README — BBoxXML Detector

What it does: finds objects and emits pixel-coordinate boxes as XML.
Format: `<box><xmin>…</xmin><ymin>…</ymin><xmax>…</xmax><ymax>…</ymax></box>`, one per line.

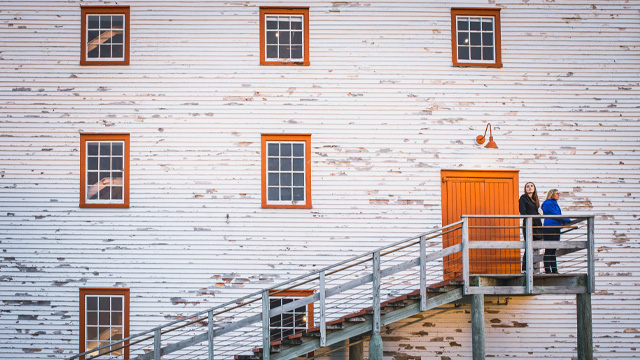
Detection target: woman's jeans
<box><xmin>543</xmin><ymin>227</ymin><xmax>561</xmax><ymax>273</ymax></box>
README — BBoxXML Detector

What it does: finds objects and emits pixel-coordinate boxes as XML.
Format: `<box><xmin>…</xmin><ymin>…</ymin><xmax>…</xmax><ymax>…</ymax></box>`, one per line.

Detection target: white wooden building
<box><xmin>0</xmin><ymin>0</ymin><xmax>639</xmax><ymax>359</ymax></box>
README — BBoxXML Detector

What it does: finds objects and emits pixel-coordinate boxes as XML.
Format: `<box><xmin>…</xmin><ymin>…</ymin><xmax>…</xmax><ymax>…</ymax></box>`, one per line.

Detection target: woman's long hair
<box><xmin>546</xmin><ymin>188</ymin><xmax>559</xmax><ymax>200</ymax></box>
<box><xmin>523</xmin><ymin>182</ymin><xmax>539</xmax><ymax>208</ymax></box>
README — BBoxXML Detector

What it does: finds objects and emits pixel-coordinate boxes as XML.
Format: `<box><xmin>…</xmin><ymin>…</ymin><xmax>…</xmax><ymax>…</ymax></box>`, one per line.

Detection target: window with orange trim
<box><xmin>269</xmin><ymin>289</ymin><xmax>314</xmax><ymax>342</ymax></box>
<box><xmin>80</xmin><ymin>133</ymin><xmax>130</xmax><ymax>208</ymax></box>
<box><xmin>79</xmin><ymin>288</ymin><xmax>130</xmax><ymax>360</ymax></box>
<box><xmin>261</xmin><ymin>134</ymin><xmax>311</xmax><ymax>209</ymax></box>
<box><xmin>81</xmin><ymin>6</ymin><xmax>130</xmax><ymax>65</ymax></box>
<box><xmin>260</xmin><ymin>7</ymin><xmax>310</xmax><ymax>65</ymax></box>
<box><xmin>451</xmin><ymin>8</ymin><xmax>502</xmax><ymax>67</ymax></box>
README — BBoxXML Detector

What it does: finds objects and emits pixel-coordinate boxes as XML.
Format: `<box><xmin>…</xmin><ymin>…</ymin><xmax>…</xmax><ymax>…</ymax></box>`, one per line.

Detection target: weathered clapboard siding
<box><xmin>1</xmin><ymin>0</ymin><xmax>639</xmax><ymax>358</ymax></box>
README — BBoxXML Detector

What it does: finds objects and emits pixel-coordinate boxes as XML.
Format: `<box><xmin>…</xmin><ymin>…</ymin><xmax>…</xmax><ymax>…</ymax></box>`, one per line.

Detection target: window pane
<box><xmin>268</xmin><ymin>173</ymin><xmax>279</xmax><ymax>186</ymax></box>
<box><xmin>293</xmin><ymin>158</ymin><xmax>304</xmax><ymax>171</ymax></box>
<box><xmin>482</xmin><ymin>32</ymin><xmax>494</xmax><ymax>46</ymax></box>
<box><xmin>458</xmin><ymin>46</ymin><xmax>469</xmax><ymax>60</ymax></box>
<box><xmin>295</xmin><ymin>314</ymin><xmax>305</xmax><ymax>327</ymax></box>
<box><xmin>112</xmin><ymin>143</ymin><xmax>123</xmax><ymax>156</ymax></box>
<box><xmin>88</xmin><ymin>47</ymin><xmax>99</xmax><ymax>58</ymax></box>
<box><xmin>281</xmin><ymin>188</ymin><xmax>292</xmax><ymax>201</ymax></box>
<box><xmin>293</xmin><ymin>188</ymin><xmax>304</xmax><ymax>201</ymax></box>
<box><xmin>111</xmin><ymin>313</ymin><xmax>122</xmax><ymax>326</ymax></box>
<box><xmin>270</xmin><ymin>299</ymin><xmax>281</xmax><ymax>309</ymax></box>
<box><xmin>268</xmin><ymin>158</ymin><xmax>279</xmax><ymax>171</ymax></box>
<box><xmin>88</xmin><ymin>31</ymin><xmax>100</xmax><ymax>44</ymax></box>
<box><xmin>99</xmin><ymin>45</ymin><xmax>111</xmax><ymax>58</ymax></box>
<box><xmin>112</xmin><ymin>15</ymin><xmax>124</xmax><ymax>29</ymax></box>
<box><xmin>457</xmin><ymin>18</ymin><xmax>468</xmax><ymax>31</ymax></box>
<box><xmin>266</xmin><ymin>17</ymin><xmax>278</xmax><ymax>29</ymax></box>
<box><xmin>291</xmin><ymin>46</ymin><xmax>302</xmax><ymax>59</ymax></box>
<box><xmin>267</xmin><ymin>45</ymin><xmax>278</xmax><ymax>59</ymax></box>
<box><xmin>292</xmin><ymin>144</ymin><xmax>304</xmax><ymax>156</ymax></box>
<box><xmin>482</xmin><ymin>19</ymin><xmax>493</xmax><ymax>31</ymax></box>
<box><xmin>266</xmin><ymin>31</ymin><xmax>277</xmax><ymax>45</ymax></box>
<box><xmin>280</xmin><ymin>173</ymin><xmax>291</xmax><ymax>186</ymax></box>
<box><xmin>88</xmin><ymin>172</ymin><xmax>98</xmax><ymax>185</ymax></box>
<box><xmin>470</xmin><ymin>32</ymin><xmax>481</xmax><ymax>45</ymax></box>
<box><xmin>469</xmin><ymin>18</ymin><xmax>481</xmax><ymax>31</ymax></box>
<box><xmin>87</xmin><ymin>186</ymin><xmax>98</xmax><ymax>199</ymax></box>
<box><xmin>87</xmin><ymin>341</ymin><xmax>98</xmax><ymax>352</ymax></box>
<box><xmin>458</xmin><ymin>32</ymin><xmax>468</xmax><ymax>46</ymax></box>
<box><xmin>293</xmin><ymin>173</ymin><xmax>304</xmax><ymax>186</ymax></box>
<box><xmin>280</xmin><ymin>158</ymin><xmax>291</xmax><ymax>171</ymax></box>
<box><xmin>100</xmin><ymin>15</ymin><xmax>111</xmax><ymax>29</ymax></box>
<box><xmin>88</xmin><ymin>15</ymin><xmax>100</xmax><ymax>29</ymax></box>
<box><xmin>291</xmin><ymin>17</ymin><xmax>302</xmax><ymax>30</ymax></box>
<box><xmin>99</xmin><ymin>187</ymin><xmax>110</xmax><ymax>200</ymax></box>
<box><xmin>87</xmin><ymin>326</ymin><xmax>98</xmax><ymax>341</ymax></box>
<box><xmin>99</xmin><ymin>312</ymin><xmax>110</xmax><ymax>325</ymax></box>
<box><xmin>99</xmin><ymin>157</ymin><xmax>111</xmax><ymax>170</ymax></box>
<box><xmin>279</xmin><ymin>45</ymin><xmax>290</xmax><ymax>58</ymax></box>
<box><xmin>470</xmin><ymin>46</ymin><xmax>482</xmax><ymax>60</ymax></box>
<box><xmin>112</xmin><ymin>297</ymin><xmax>122</xmax><ymax>311</ymax></box>
<box><xmin>111</xmin><ymin>186</ymin><xmax>123</xmax><ymax>200</ymax></box>
<box><xmin>112</xmin><ymin>157</ymin><xmax>123</xmax><ymax>171</ymax></box>
<box><xmin>87</xmin><ymin>311</ymin><xmax>98</xmax><ymax>325</ymax></box>
<box><xmin>291</xmin><ymin>31</ymin><xmax>302</xmax><ymax>45</ymax></box>
<box><xmin>99</xmin><ymin>143</ymin><xmax>111</xmax><ymax>156</ymax></box>
<box><xmin>279</xmin><ymin>18</ymin><xmax>290</xmax><ymax>30</ymax></box>
<box><xmin>280</xmin><ymin>143</ymin><xmax>291</xmax><ymax>156</ymax></box>
<box><xmin>99</xmin><ymin>296</ymin><xmax>110</xmax><ymax>310</ymax></box>
<box><xmin>268</xmin><ymin>143</ymin><xmax>279</xmax><ymax>156</ymax></box>
<box><xmin>483</xmin><ymin>47</ymin><xmax>494</xmax><ymax>61</ymax></box>
<box><xmin>282</xmin><ymin>313</ymin><xmax>293</xmax><ymax>326</ymax></box>
<box><xmin>88</xmin><ymin>157</ymin><xmax>98</xmax><ymax>170</ymax></box>
<box><xmin>112</xmin><ymin>32</ymin><xmax>124</xmax><ymax>44</ymax></box>
<box><xmin>268</xmin><ymin>187</ymin><xmax>279</xmax><ymax>201</ymax></box>
<box><xmin>88</xmin><ymin>143</ymin><xmax>99</xmax><ymax>155</ymax></box>
<box><xmin>280</xmin><ymin>31</ymin><xmax>290</xmax><ymax>45</ymax></box>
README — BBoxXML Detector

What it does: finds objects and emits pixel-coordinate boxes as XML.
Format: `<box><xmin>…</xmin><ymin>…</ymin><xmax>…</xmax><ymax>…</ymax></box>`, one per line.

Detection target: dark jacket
<box><xmin>542</xmin><ymin>199</ymin><xmax>571</xmax><ymax>227</ymax></box>
<box><xmin>519</xmin><ymin>194</ymin><xmax>543</xmax><ymax>240</ymax></box>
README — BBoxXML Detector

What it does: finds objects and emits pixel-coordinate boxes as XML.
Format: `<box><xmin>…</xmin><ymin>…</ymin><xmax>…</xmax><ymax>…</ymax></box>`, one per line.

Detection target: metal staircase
<box><xmin>70</xmin><ymin>215</ymin><xmax>595</xmax><ymax>360</ymax></box>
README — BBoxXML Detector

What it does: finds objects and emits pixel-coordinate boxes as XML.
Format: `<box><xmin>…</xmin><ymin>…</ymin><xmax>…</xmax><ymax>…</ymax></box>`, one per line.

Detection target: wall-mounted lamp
<box><xmin>475</xmin><ymin>123</ymin><xmax>498</xmax><ymax>149</ymax></box>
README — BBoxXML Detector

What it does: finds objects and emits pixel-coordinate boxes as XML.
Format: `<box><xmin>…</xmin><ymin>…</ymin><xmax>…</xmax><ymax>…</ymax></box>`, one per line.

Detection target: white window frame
<box><xmin>455</xmin><ymin>15</ymin><xmax>496</xmax><ymax>64</ymax></box>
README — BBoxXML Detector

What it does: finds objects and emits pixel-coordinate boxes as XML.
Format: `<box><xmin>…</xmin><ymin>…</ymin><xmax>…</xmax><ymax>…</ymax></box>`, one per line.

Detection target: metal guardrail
<box><xmin>70</xmin><ymin>215</ymin><xmax>594</xmax><ymax>360</ymax></box>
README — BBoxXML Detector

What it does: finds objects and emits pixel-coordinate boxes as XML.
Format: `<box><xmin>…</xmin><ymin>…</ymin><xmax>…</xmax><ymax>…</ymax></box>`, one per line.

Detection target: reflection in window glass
<box><xmin>265</xmin><ymin>14</ymin><xmax>304</xmax><ymax>61</ymax></box>
<box><xmin>266</xmin><ymin>141</ymin><xmax>305</xmax><ymax>203</ymax></box>
<box><xmin>269</xmin><ymin>297</ymin><xmax>308</xmax><ymax>342</ymax></box>
<box><xmin>86</xmin><ymin>14</ymin><xmax>125</xmax><ymax>60</ymax></box>
<box><xmin>85</xmin><ymin>294</ymin><xmax>124</xmax><ymax>357</ymax></box>
<box><xmin>456</xmin><ymin>16</ymin><xmax>495</xmax><ymax>62</ymax></box>
<box><xmin>86</xmin><ymin>141</ymin><xmax>125</xmax><ymax>202</ymax></box>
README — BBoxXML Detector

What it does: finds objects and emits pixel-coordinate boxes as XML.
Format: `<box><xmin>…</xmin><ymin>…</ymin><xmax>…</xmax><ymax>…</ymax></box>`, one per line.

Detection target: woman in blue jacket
<box><xmin>541</xmin><ymin>189</ymin><xmax>571</xmax><ymax>274</ymax></box>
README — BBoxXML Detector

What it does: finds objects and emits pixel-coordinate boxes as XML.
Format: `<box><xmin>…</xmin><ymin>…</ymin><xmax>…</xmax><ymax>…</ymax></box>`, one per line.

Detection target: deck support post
<box><xmin>471</xmin><ymin>293</ymin><xmax>485</xmax><ymax>360</ymax></box>
<box><xmin>369</xmin><ymin>251</ymin><xmax>383</xmax><ymax>360</ymax></box>
<box><xmin>348</xmin><ymin>338</ymin><xmax>364</xmax><ymax>360</ymax></box>
<box><xmin>207</xmin><ymin>311</ymin><xmax>214</xmax><ymax>360</ymax></box>
<box><xmin>577</xmin><ymin>293</ymin><xmax>593</xmax><ymax>360</ymax></box>
<box><xmin>262</xmin><ymin>290</ymin><xmax>270</xmax><ymax>360</ymax></box>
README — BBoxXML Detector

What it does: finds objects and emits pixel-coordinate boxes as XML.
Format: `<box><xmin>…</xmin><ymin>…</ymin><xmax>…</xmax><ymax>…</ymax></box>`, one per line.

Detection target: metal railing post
<box><xmin>587</xmin><ymin>216</ymin><xmax>596</xmax><ymax>293</ymax></box>
<box><xmin>262</xmin><ymin>290</ymin><xmax>270</xmax><ymax>360</ymax></box>
<box><xmin>525</xmin><ymin>217</ymin><xmax>533</xmax><ymax>294</ymax></box>
<box><xmin>319</xmin><ymin>271</ymin><xmax>326</xmax><ymax>347</ymax></box>
<box><xmin>462</xmin><ymin>218</ymin><xmax>470</xmax><ymax>294</ymax></box>
<box><xmin>154</xmin><ymin>328</ymin><xmax>161</xmax><ymax>360</ymax></box>
<box><xmin>208</xmin><ymin>310</ymin><xmax>214</xmax><ymax>360</ymax></box>
<box><xmin>419</xmin><ymin>235</ymin><xmax>427</xmax><ymax>311</ymax></box>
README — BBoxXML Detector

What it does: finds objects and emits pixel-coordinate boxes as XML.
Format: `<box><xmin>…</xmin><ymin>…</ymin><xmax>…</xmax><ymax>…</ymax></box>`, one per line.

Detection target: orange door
<box><xmin>441</xmin><ymin>170</ymin><xmax>520</xmax><ymax>279</ymax></box>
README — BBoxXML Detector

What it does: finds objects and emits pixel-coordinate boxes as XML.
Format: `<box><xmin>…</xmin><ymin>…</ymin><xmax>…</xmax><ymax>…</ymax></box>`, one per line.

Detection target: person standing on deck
<box><xmin>519</xmin><ymin>182</ymin><xmax>543</xmax><ymax>272</ymax></box>
<box><xmin>541</xmin><ymin>189</ymin><xmax>571</xmax><ymax>274</ymax></box>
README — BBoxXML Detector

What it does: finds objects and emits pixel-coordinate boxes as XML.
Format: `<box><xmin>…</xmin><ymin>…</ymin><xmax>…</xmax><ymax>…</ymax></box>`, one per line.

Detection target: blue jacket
<box><xmin>541</xmin><ymin>199</ymin><xmax>570</xmax><ymax>227</ymax></box>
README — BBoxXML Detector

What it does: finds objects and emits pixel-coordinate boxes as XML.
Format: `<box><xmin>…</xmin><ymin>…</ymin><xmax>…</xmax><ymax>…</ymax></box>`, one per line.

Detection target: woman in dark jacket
<box><xmin>541</xmin><ymin>189</ymin><xmax>571</xmax><ymax>274</ymax></box>
<box><xmin>519</xmin><ymin>182</ymin><xmax>543</xmax><ymax>272</ymax></box>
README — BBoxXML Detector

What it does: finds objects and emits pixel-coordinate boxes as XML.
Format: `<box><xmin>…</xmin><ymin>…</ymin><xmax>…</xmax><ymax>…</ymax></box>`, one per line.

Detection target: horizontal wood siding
<box><xmin>0</xmin><ymin>0</ymin><xmax>639</xmax><ymax>359</ymax></box>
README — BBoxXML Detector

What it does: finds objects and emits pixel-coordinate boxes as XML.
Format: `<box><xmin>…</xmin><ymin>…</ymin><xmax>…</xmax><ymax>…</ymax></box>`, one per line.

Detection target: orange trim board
<box><xmin>259</xmin><ymin>7</ymin><xmax>310</xmax><ymax>66</ymax></box>
<box><xmin>79</xmin><ymin>288</ymin><xmax>130</xmax><ymax>360</ymax></box>
<box><xmin>79</xmin><ymin>133</ymin><xmax>130</xmax><ymax>208</ymax></box>
<box><xmin>261</xmin><ymin>134</ymin><xmax>312</xmax><ymax>209</ymax></box>
<box><xmin>80</xmin><ymin>6</ymin><xmax>131</xmax><ymax>66</ymax></box>
<box><xmin>450</xmin><ymin>8</ymin><xmax>502</xmax><ymax>68</ymax></box>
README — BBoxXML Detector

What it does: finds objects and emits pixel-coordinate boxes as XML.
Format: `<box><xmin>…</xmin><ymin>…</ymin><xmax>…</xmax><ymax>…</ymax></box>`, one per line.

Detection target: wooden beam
<box><xmin>262</xmin><ymin>290</ymin><xmax>270</xmax><ymax>360</ymax></box>
<box><xmin>471</xmin><ymin>294</ymin><xmax>485</xmax><ymax>360</ymax></box>
<box><xmin>577</xmin><ymin>293</ymin><xmax>593</xmax><ymax>360</ymax></box>
<box><xmin>348</xmin><ymin>338</ymin><xmax>364</xmax><ymax>360</ymax></box>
